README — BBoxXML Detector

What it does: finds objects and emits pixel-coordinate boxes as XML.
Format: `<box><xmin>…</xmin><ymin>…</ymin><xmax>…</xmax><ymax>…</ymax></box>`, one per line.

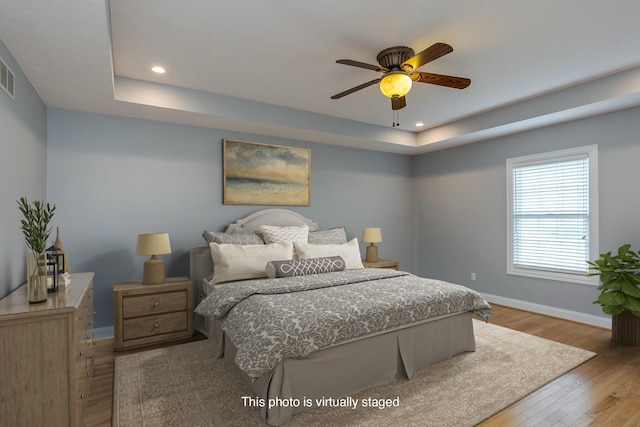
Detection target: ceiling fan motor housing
<box><xmin>377</xmin><ymin>46</ymin><xmax>415</xmax><ymax>70</ymax></box>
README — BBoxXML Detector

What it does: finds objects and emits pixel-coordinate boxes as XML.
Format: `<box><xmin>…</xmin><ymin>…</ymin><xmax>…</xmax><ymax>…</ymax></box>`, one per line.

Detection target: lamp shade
<box><xmin>379</xmin><ymin>71</ymin><xmax>412</xmax><ymax>98</ymax></box>
<box><xmin>362</xmin><ymin>227</ymin><xmax>382</xmax><ymax>243</ymax></box>
<box><xmin>136</xmin><ymin>233</ymin><xmax>171</xmax><ymax>256</ymax></box>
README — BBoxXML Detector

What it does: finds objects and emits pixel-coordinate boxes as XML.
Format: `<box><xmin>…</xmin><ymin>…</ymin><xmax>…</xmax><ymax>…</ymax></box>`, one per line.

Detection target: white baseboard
<box><xmin>482</xmin><ymin>292</ymin><xmax>611</xmax><ymax>329</ymax></box>
<box><xmin>93</xmin><ymin>326</ymin><xmax>114</xmax><ymax>340</ymax></box>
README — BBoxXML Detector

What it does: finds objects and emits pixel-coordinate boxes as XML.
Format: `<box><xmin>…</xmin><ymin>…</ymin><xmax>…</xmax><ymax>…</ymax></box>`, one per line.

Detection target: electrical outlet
<box><xmin>471</xmin><ymin>273</ymin><xmax>476</xmax><ymax>281</ymax></box>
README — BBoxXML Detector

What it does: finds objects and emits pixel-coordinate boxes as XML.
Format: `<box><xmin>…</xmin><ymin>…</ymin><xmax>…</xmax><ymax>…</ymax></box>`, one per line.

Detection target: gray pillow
<box><xmin>308</xmin><ymin>227</ymin><xmax>347</xmax><ymax>245</ymax></box>
<box><xmin>265</xmin><ymin>256</ymin><xmax>346</xmax><ymax>278</ymax></box>
<box><xmin>202</xmin><ymin>230</ymin><xmax>264</xmax><ymax>245</ymax></box>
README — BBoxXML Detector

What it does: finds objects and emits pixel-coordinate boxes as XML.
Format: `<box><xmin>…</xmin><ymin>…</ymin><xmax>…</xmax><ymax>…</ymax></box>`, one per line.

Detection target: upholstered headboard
<box><xmin>224</xmin><ymin>208</ymin><xmax>319</xmax><ymax>233</ymax></box>
<box><xmin>189</xmin><ymin>209</ymin><xmax>319</xmax><ymax>334</ymax></box>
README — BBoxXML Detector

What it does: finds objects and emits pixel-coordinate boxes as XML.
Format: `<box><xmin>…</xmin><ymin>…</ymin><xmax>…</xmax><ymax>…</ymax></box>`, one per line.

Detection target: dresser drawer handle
<box><xmin>153</xmin><ymin>302</ymin><xmax>160</xmax><ymax>307</ymax></box>
<box><xmin>154</xmin><ymin>323</ymin><xmax>160</xmax><ymax>328</ymax></box>
<box><xmin>79</xmin><ymin>351</ymin><xmax>84</xmax><ymax>356</ymax></box>
<box><xmin>79</xmin><ymin>394</ymin><xmax>85</xmax><ymax>400</ymax></box>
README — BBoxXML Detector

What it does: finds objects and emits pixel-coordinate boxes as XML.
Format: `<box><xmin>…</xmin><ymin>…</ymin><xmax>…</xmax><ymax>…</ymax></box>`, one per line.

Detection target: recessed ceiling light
<box><xmin>415</xmin><ymin>122</ymin><xmax>424</xmax><ymax>127</ymax></box>
<box><xmin>151</xmin><ymin>66</ymin><xmax>166</xmax><ymax>74</ymax></box>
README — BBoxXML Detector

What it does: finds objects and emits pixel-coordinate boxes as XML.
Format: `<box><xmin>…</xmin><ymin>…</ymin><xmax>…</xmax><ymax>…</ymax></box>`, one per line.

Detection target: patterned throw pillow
<box><xmin>202</xmin><ymin>230</ymin><xmax>264</xmax><ymax>245</ymax></box>
<box><xmin>265</xmin><ymin>256</ymin><xmax>346</xmax><ymax>278</ymax></box>
<box><xmin>308</xmin><ymin>227</ymin><xmax>348</xmax><ymax>245</ymax></box>
<box><xmin>259</xmin><ymin>225</ymin><xmax>309</xmax><ymax>244</ymax></box>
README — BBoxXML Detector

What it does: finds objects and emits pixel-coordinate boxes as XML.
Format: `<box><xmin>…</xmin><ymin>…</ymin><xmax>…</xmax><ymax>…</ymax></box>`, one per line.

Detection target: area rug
<box><xmin>113</xmin><ymin>320</ymin><xmax>595</xmax><ymax>426</ymax></box>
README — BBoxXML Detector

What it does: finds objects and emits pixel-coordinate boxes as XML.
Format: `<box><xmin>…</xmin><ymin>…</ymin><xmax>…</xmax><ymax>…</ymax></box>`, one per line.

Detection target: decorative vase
<box><xmin>27</xmin><ymin>252</ymin><xmax>48</xmax><ymax>303</ymax></box>
<box><xmin>53</xmin><ymin>226</ymin><xmax>70</xmax><ymax>273</ymax></box>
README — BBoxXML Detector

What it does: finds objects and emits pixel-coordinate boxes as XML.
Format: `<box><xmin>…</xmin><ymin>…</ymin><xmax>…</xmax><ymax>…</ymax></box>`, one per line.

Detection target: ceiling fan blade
<box><xmin>336</xmin><ymin>59</ymin><xmax>387</xmax><ymax>73</ymax></box>
<box><xmin>331</xmin><ymin>78</ymin><xmax>381</xmax><ymax>99</ymax></box>
<box><xmin>411</xmin><ymin>71</ymin><xmax>471</xmax><ymax>89</ymax></box>
<box><xmin>391</xmin><ymin>96</ymin><xmax>406</xmax><ymax>110</ymax></box>
<box><xmin>401</xmin><ymin>42</ymin><xmax>453</xmax><ymax>71</ymax></box>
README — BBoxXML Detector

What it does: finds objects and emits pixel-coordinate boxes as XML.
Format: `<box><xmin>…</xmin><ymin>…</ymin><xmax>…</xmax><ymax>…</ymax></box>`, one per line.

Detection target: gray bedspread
<box><xmin>195</xmin><ymin>269</ymin><xmax>491</xmax><ymax>379</ymax></box>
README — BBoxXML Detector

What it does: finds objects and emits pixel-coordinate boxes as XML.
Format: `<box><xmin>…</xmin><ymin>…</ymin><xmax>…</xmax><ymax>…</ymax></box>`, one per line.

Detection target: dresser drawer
<box><xmin>123</xmin><ymin>311</ymin><xmax>188</xmax><ymax>340</ymax></box>
<box><xmin>122</xmin><ymin>290</ymin><xmax>187</xmax><ymax>318</ymax></box>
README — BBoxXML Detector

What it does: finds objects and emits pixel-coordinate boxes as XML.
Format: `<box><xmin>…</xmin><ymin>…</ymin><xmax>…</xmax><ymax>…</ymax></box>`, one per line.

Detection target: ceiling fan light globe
<box><xmin>379</xmin><ymin>72</ymin><xmax>412</xmax><ymax>98</ymax></box>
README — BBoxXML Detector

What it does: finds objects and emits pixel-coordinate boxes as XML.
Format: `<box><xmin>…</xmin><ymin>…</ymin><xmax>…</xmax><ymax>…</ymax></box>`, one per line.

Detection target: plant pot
<box><xmin>27</xmin><ymin>252</ymin><xmax>48</xmax><ymax>303</ymax></box>
<box><xmin>612</xmin><ymin>311</ymin><xmax>640</xmax><ymax>346</ymax></box>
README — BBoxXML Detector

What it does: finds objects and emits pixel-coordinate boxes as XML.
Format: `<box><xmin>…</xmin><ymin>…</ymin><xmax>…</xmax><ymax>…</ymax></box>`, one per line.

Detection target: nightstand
<box><xmin>113</xmin><ymin>277</ymin><xmax>194</xmax><ymax>351</ymax></box>
<box><xmin>362</xmin><ymin>259</ymin><xmax>400</xmax><ymax>270</ymax></box>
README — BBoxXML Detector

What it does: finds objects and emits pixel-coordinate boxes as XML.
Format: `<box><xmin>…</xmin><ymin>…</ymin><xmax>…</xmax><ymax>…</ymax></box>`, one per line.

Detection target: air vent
<box><xmin>0</xmin><ymin>57</ymin><xmax>15</xmax><ymax>100</ymax></box>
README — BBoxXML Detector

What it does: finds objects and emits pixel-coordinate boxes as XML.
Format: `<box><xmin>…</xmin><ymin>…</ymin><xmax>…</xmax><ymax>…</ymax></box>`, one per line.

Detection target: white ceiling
<box><xmin>1</xmin><ymin>1</ymin><xmax>640</xmax><ymax>154</ymax></box>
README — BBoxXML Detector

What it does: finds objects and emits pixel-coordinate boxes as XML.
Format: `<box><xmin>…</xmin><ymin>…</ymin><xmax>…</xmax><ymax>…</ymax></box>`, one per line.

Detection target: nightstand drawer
<box><xmin>123</xmin><ymin>311</ymin><xmax>188</xmax><ymax>340</ymax></box>
<box><xmin>122</xmin><ymin>290</ymin><xmax>187</xmax><ymax>318</ymax></box>
<box><xmin>362</xmin><ymin>259</ymin><xmax>399</xmax><ymax>270</ymax></box>
<box><xmin>114</xmin><ymin>277</ymin><xmax>194</xmax><ymax>351</ymax></box>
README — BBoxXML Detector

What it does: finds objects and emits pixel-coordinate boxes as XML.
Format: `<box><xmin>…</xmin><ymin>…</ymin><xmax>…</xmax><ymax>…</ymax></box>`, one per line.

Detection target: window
<box><xmin>507</xmin><ymin>145</ymin><xmax>598</xmax><ymax>285</ymax></box>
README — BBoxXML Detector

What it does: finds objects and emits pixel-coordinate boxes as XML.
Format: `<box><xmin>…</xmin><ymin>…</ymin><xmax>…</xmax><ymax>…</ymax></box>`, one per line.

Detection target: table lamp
<box><xmin>362</xmin><ymin>227</ymin><xmax>382</xmax><ymax>263</ymax></box>
<box><xmin>136</xmin><ymin>232</ymin><xmax>171</xmax><ymax>285</ymax></box>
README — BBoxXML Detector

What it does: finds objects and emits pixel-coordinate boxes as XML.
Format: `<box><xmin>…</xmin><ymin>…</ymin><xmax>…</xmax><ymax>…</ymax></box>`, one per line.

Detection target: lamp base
<box><xmin>365</xmin><ymin>243</ymin><xmax>379</xmax><ymax>263</ymax></box>
<box><xmin>142</xmin><ymin>255</ymin><xmax>165</xmax><ymax>285</ymax></box>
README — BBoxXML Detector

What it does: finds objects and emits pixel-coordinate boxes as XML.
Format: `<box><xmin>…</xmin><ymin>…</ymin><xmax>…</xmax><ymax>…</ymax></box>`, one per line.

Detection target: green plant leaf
<box><xmin>620</xmin><ymin>280</ymin><xmax>640</xmax><ymax>298</ymax></box>
<box><xmin>17</xmin><ymin>197</ymin><xmax>56</xmax><ymax>253</ymax></box>
<box><xmin>602</xmin><ymin>305</ymin><xmax>625</xmax><ymax>315</ymax></box>
<box><xmin>597</xmin><ymin>291</ymin><xmax>626</xmax><ymax>306</ymax></box>
<box><xmin>623</xmin><ymin>297</ymin><xmax>640</xmax><ymax>313</ymax></box>
<box><xmin>618</xmin><ymin>244</ymin><xmax>632</xmax><ymax>257</ymax></box>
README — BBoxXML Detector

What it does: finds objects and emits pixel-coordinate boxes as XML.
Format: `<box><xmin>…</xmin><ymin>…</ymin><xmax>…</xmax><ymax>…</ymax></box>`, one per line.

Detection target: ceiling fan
<box><xmin>331</xmin><ymin>43</ymin><xmax>471</xmax><ymax>111</ymax></box>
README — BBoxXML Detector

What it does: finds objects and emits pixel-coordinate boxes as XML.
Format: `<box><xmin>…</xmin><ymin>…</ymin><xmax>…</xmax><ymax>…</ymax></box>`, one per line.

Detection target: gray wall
<box><xmin>0</xmin><ymin>40</ymin><xmax>47</xmax><ymax>298</ymax></box>
<box><xmin>46</xmin><ymin>108</ymin><xmax>415</xmax><ymax>329</ymax></box>
<box><xmin>413</xmin><ymin>106</ymin><xmax>640</xmax><ymax>318</ymax></box>
<box><xmin>6</xmin><ymin>29</ymin><xmax>640</xmax><ymax>329</ymax></box>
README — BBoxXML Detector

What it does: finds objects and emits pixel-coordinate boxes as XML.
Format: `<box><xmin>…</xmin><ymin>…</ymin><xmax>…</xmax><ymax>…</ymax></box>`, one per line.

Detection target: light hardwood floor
<box><xmin>85</xmin><ymin>305</ymin><xmax>640</xmax><ymax>426</ymax></box>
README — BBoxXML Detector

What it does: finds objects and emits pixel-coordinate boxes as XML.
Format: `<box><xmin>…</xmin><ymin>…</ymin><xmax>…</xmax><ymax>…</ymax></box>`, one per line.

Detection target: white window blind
<box><xmin>507</xmin><ymin>145</ymin><xmax>598</xmax><ymax>285</ymax></box>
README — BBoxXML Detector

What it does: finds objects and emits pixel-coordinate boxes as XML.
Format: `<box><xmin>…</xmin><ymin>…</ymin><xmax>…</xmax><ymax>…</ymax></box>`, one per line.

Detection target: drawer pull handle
<box><xmin>154</xmin><ymin>323</ymin><xmax>160</xmax><ymax>328</ymax></box>
<box><xmin>79</xmin><ymin>394</ymin><xmax>84</xmax><ymax>400</ymax></box>
<box><xmin>153</xmin><ymin>302</ymin><xmax>160</xmax><ymax>307</ymax></box>
<box><xmin>79</xmin><ymin>351</ymin><xmax>84</xmax><ymax>356</ymax></box>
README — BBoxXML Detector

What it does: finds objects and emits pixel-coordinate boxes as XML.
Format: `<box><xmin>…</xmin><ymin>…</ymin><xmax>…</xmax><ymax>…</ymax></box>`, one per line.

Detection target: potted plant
<box><xmin>588</xmin><ymin>243</ymin><xmax>640</xmax><ymax>345</ymax></box>
<box><xmin>17</xmin><ymin>197</ymin><xmax>56</xmax><ymax>303</ymax></box>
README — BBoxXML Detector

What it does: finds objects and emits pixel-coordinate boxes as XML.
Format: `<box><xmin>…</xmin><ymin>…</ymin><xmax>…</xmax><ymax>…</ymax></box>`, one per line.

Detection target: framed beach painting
<box><xmin>223</xmin><ymin>139</ymin><xmax>311</xmax><ymax>206</ymax></box>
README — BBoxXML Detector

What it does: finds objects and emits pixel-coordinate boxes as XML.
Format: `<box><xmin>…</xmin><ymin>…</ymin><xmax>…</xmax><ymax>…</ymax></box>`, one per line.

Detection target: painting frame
<box><xmin>223</xmin><ymin>139</ymin><xmax>311</xmax><ymax>206</ymax></box>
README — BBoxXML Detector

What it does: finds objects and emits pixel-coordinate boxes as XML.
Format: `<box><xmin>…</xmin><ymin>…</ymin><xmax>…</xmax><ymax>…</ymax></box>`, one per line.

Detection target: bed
<box><xmin>190</xmin><ymin>209</ymin><xmax>491</xmax><ymax>426</ymax></box>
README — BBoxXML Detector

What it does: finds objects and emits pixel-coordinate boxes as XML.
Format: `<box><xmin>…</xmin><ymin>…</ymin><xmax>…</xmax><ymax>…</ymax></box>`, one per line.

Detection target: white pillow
<box><xmin>260</xmin><ymin>224</ymin><xmax>309</xmax><ymax>244</ymax></box>
<box><xmin>294</xmin><ymin>238</ymin><xmax>365</xmax><ymax>270</ymax></box>
<box><xmin>209</xmin><ymin>241</ymin><xmax>294</xmax><ymax>285</ymax></box>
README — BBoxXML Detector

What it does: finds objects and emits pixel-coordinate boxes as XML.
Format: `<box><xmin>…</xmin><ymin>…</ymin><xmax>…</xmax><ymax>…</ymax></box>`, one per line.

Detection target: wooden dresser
<box><xmin>113</xmin><ymin>277</ymin><xmax>194</xmax><ymax>351</ymax></box>
<box><xmin>0</xmin><ymin>272</ymin><xmax>95</xmax><ymax>427</ymax></box>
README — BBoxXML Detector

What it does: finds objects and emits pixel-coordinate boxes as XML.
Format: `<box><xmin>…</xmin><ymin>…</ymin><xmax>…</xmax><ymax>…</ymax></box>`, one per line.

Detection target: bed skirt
<box><xmin>208</xmin><ymin>312</ymin><xmax>475</xmax><ymax>426</ymax></box>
